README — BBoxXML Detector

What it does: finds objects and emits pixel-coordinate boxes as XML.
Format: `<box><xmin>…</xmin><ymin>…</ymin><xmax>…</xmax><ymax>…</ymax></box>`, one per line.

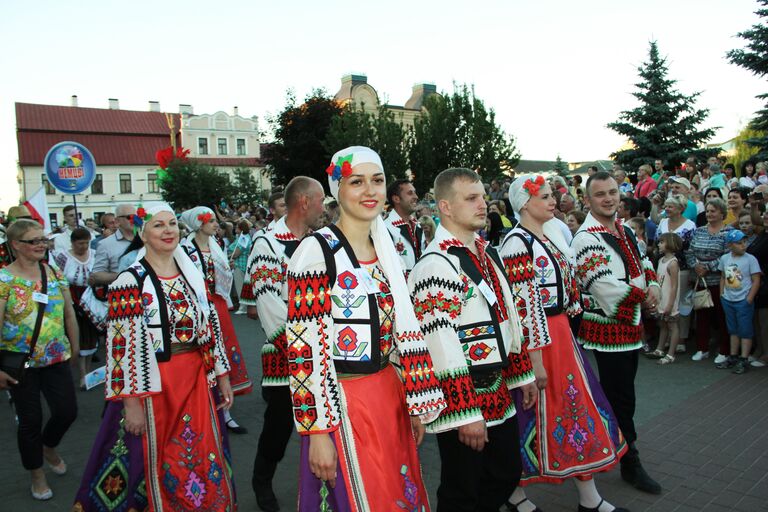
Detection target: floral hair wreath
<box><xmin>325</xmin><ymin>154</ymin><xmax>354</xmax><ymax>182</ymax></box>
<box><xmin>132</xmin><ymin>205</ymin><xmax>152</xmax><ymax>234</ymax></box>
<box><xmin>523</xmin><ymin>175</ymin><xmax>546</xmax><ymax>197</ymax></box>
<box><xmin>197</xmin><ymin>212</ymin><xmax>214</xmax><ymax>224</ymax></box>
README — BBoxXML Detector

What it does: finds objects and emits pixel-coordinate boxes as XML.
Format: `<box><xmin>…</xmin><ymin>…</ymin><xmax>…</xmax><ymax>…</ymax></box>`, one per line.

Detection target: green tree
<box><xmin>608</xmin><ymin>41</ymin><xmax>718</xmax><ymax>171</ymax></box>
<box><xmin>409</xmin><ymin>84</ymin><xmax>520</xmax><ymax>193</ymax></box>
<box><xmin>731</xmin><ymin>125</ymin><xmax>766</xmax><ymax>172</ymax></box>
<box><xmin>324</xmin><ymin>103</ymin><xmax>409</xmax><ymax>181</ymax></box>
<box><xmin>726</xmin><ymin>0</ymin><xmax>768</xmax><ymax>160</ymax></box>
<box><xmin>263</xmin><ymin>89</ymin><xmax>344</xmax><ymax>192</ymax></box>
<box><xmin>553</xmin><ymin>155</ymin><xmax>568</xmax><ymax>176</ymax></box>
<box><xmin>158</xmin><ymin>158</ymin><xmax>233</xmax><ymax>210</ymax></box>
<box><xmin>231</xmin><ymin>167</ymin><xmax>264</xmax><ymax>207</ymax></box>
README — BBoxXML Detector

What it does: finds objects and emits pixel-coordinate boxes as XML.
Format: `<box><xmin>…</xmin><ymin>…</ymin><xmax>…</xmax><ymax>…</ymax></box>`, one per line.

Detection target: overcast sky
<box><xmin>1</xmin><ymin>0</ymin><xmax>764</xmax><ymax>210</ymax></box>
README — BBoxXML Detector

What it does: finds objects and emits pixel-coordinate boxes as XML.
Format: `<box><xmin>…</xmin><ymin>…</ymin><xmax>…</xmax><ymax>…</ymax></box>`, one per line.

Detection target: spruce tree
<box><xmin>726</xmin><ymin>0</ymin><xmax>768</xmax><ymax>160</ymax></box>
<box><xmin>553</xmin><ymin>155</ymin><xmax>568</xmax><ymax>176</ymax></box>
<box><xmin>608</xmin><ymin>41</ymin><xmax>718</xmax><ymax>171</ymax></box>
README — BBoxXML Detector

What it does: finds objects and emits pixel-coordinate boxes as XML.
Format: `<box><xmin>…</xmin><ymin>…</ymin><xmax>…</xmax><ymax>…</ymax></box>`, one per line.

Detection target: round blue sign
<box><xmin>43</xmin><ymin>141</ymin><xmax>97</xmax><ymax>195</ymax></box>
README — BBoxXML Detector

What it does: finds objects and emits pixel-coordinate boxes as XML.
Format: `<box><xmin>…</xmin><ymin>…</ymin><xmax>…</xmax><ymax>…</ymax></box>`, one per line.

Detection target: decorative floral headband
<box><xmin>325</xmin><ymin>154</ymin><xmax>354</xmax><ymax>182</ymax></box>
<box><xmin>197</xmin><ymin>211</ymin><xmax>214</xmax><ymax>224</ymax></box>
<box><xmin>132</xmin><ymin>205</ymin><xmax>152</xmax><ymax>234</ymax></box>
<box><xmin>522</xmin><ymin>175</ymin><xmax>546</xmax><ymax>196</ymax></box>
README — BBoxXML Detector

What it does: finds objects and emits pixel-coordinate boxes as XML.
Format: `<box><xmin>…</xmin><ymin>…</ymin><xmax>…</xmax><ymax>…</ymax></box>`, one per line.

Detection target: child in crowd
<box><xmin>646</xmin><ymin>233</ymin><xmax>682</xmax><ymax>364</ymax></box>
<box><xmin>717</xmin><ymin>230</ymin><xmax>762</xmax><ymax>374</ymax></box>
<box><xmin>627</xmin><ymin>216</ymin><xmax>648</xmax><ymax>256</ymax></box>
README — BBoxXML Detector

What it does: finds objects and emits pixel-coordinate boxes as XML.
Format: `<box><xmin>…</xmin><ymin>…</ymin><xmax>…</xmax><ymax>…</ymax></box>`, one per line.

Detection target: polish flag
<box><xmin>23</xmin><ymin>187</ymin><xmax>52</xmax><ymax>234</ymax></box>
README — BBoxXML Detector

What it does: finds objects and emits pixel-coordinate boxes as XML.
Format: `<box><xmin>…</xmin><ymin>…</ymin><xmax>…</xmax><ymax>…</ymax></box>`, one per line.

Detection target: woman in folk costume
<box><xmin>499</xmin><ymin>176</ymin><xmax>628</xmax><ymax>512</ymax></box>
<box><xmin>52</xmin><ymin>227</ymin><xmax>100</xmax><ymax>389</ymax></box>
<box><xmin>72</xmin><ymin>203</ymin><xmax>236</xmax><ymax>511</ymax></box>
<box><xmin>180</xmin><ymin>206</ymin><xmax>252</xmax><ymax>434</ymax></box>
<box><xmin>286</xmin><ymin>146</ymin><xmax>446</xmax><ymax>511</ymax></box>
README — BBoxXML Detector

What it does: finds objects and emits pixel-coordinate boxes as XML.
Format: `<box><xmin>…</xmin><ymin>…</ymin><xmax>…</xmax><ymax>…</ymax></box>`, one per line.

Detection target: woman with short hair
<box><xmin>686</xmin><ymin>198</ymin><xmax>733</xmax><ymax>363</ymax></box>
<box><xmin>1</xmin><ymin>219</ymin><xmax>79</xmax><ymax>500</ymax></box>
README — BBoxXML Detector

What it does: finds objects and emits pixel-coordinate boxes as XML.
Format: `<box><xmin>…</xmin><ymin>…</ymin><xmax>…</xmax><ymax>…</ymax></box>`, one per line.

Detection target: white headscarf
<box><xmin>508</xmin><ymin>174</ymin><xmax>573</xmax><ymax>258</ymax></box>
<box><xmin>180</xmin><ymin>206</ymin><xmax>233</xmax><ymax>305</ymax></box>
<box><xmin>326</xmin><ymin>146</ymin><xmax>420</xmax><ymax>342</ymax></box>
<box><xmin>134</xmin><ymin>202</ymin><xmax>211</xmax><ymax>316</ymax></box>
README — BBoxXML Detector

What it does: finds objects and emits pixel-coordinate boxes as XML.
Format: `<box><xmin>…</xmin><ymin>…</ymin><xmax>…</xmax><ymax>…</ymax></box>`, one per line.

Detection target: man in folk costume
<box><xmin>571</xmin><ymin>171</ymin><xmax>662</xmax><ymax>495</ymax></box>
<box><xmin>239</xmin><ymin>177</ymin><xmax>326</xmax><ymax>512</ymax></box>
<box><xmin>408</xmin><ymin>167</ymin><xmax>538</xmax><ymax>512</ymax></box>
<box><xmin>384</xmin><ymin>179</ymin><xmax>425</xmax><ymax>275</ymax></box>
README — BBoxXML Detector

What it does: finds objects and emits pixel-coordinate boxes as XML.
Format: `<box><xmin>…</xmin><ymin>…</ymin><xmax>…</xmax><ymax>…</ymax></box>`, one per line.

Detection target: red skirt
<box><xmin>298</xmin><ymin>365</ymin><xmax>431</xmax><ymax>511</ymax></box>
<box><xmin>211</xmin><ymin>294</ymin><xmax>252</xmax><ymax>395</ymax></box>
<box><xmin>143</xmin><ymin>349</ymin><xmax>236</xmax><ymax>510</ymax></box>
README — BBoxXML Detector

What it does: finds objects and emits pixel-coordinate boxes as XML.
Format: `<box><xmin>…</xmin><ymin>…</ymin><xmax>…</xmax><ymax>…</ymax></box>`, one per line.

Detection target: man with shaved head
<box><xmin>241</xmin><ymin>176</ymin><xmax>325</xmax><ymax>511</ymax></box>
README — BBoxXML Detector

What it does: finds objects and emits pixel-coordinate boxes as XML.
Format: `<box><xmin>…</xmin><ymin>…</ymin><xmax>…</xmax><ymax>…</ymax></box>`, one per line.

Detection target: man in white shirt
<box><xmin>384</xmin><ymin>179</ymin><xmax>425</xmax><ymax>275</ymax></box>
<box><xmin>89</xmin><ymin>204</ymin><xmax>136</xmax><ymax>286</ymax></box>
<box><xmin>53</xmin><ymin>205</ymin><xmax>79</xmax><ymax>252</ymax></box>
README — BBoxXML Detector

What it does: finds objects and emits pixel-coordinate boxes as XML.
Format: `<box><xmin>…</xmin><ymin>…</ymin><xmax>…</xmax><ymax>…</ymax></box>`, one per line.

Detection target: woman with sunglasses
<box><xmin>0</xmin><ymin>219</ymin><xmax>79</xmax><ymax>500</ymax></box>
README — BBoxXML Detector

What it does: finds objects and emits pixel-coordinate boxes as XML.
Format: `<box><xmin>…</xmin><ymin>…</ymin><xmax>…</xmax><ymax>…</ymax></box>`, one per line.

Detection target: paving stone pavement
<box><xmin>1</xmin><ymin>314</ymin><xmax>766</xmax><ymax>511</ymax></box>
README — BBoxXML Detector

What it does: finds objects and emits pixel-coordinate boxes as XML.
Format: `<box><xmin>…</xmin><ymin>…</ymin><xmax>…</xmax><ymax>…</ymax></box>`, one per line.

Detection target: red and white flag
<box><xmin>23</xmin><ymin>187</ymin><xmax>52</xmax><ymax>234</ymax></box>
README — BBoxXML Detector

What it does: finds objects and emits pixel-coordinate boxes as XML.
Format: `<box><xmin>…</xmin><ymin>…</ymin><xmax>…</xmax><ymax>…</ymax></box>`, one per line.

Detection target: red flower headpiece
<box><xmin>197</xmin><ymin>212</ymin><xmax>214</xmax><ymax>224</ymax></box>
<box><xmin>132</xmin><ymin>205</ymin><xmax>152</xmax><ymax>234</ymax></box>
<box><xmin>523</xmin><ymin>175</ymin><xmax>546</xmax><ymax>196</ymax></box>
<box><xmin>325</xmin><ymin>155</ymin><xmax>354</xmax><ymax>182</ymax></box>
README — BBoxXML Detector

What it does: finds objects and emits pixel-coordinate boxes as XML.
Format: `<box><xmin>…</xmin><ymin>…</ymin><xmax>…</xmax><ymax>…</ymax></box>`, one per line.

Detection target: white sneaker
<box><xmin>675</xmin><ymin>344</ymin><xmax>687</xmax><ymax>354</ymax></box>
<box><xmin>691</xmin><ymin>351</ymin><xmax>709</xmax><ymax>361</ymax></box>
<box><xmin>750</xmin><ymin>360</ymin><xmax>766</xmax><ymax>368</ymax></box>
<box><xmin>714</xmin><ymin>354</ymin><xmax>728</xmax><ymax>364</ymax></box>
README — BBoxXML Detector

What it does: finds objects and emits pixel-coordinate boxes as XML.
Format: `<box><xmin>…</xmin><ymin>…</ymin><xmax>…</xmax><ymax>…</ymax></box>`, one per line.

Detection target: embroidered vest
<box><xmin>313</xmin><ymin>224</ymin><xmax>384</xmax><ymax>375</ymax></box>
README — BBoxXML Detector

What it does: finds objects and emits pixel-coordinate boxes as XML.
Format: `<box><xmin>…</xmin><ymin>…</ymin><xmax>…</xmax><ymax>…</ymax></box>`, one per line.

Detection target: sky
<box><xmin>1</xmin><ymin>0</ymin><xmax>765</xmax><ymax>211</ymax></box>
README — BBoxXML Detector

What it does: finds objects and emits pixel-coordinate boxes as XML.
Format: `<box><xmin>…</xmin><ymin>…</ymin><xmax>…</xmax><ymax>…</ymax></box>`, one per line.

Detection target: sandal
<box><xmin>644</xmin><ymin>349</ymin><xmax>665</xmax><ymax>359</ymax></box>
<box><xmin>658</xmin><ymin>354</ymin><xmax>675</xmax><ymax>365</ymax></box>
<box><xmin>31</xmin><ymin>485</ymin><xmax>53</xmax><ymax>501</ymax></box>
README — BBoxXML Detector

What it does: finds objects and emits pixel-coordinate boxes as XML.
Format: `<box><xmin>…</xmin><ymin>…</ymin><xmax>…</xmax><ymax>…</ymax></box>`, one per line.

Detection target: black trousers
<box><xmin>436</xmin><ymin>417</ymin><xmax>521</xmax><ymax>512</ymax></box>
<box><xmin>254</xmin><ymin>385</ymin><xmax>294</xmax><ymax>467</ymax></box>
<box><xmin>9</xmin><ymin>362</ymin><xmax>78</xmax><ymax>470</ymax></box>
<box><xmin>593</xmin><ymin>349</ymin><xmax>639</xmax><ymax>445</ymax></box>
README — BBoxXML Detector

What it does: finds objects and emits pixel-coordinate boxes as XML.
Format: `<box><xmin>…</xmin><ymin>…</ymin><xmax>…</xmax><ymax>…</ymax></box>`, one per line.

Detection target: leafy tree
<box><xmin>553</xmin><ymin>155</ymin><xmax>568</xmax><ymax>176</ymax></box>
<box><xmin>231</xmin><ymin>167</ymin><xmax>264</xmax><ymax>207</ymax></box>
<box><xmin>731</xmin><ymin>125</ymin><xmax>766</xmax><ymax>172</ymax></box>
<box><xmin>263</xmin><ymin>89</ymin><xmax>344</xmax><ymax>192</ymax></box>
<box><xmin>726</xmin><ymin>0</ymin><xmax>768</xmax><ymax>160</ymax></box>
<box><xmin>608</xmin><ymin>41</ymin><xmax>718</xmax><ymax>171</ymax></box>
<box><xmin>324</xmin><ymin>103</ymin><xmax>409</xmax><ymax>181</ymax></box>
<box><xmin>409</xmin><ymin>84</ymin><xmax>520</xmax><ymax>193</ymax></box>
<box><xmin>158</xmin><ymin>158</ymin><xmax>233</xmax><ymax>210</ymax></box>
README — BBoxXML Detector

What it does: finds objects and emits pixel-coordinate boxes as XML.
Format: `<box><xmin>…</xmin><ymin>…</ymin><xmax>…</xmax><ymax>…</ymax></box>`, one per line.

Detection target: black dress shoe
<box><xmin>254</xmin><ymin>483</ymin><xmax>280</xmax><ymax>512</ymax></box>
<box><xmin>506</xmin><ymin>497</ymin><xmax>543</xmax><ymax>511</ymax></box>
<box><xmin>578</xmin><ymin>499</ymin><xmax>630</xmax><ymax>512</ymax></box>
<box><xmin>621</xmin><ymin>462</ymin><xmax>661</xmax><ymax>494</ymax></box>
<box><xmin>225</xmin><ymin>418</ymin><xmax>248</xmax><ymax>435</ymax></box>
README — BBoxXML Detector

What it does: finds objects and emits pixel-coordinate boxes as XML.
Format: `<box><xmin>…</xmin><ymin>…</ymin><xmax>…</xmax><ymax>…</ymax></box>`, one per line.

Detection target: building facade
<box><xmin>16</xmin><ymin>98</ymin><xmax>267</xmax><ymax>225</ymax></box>
<box><xmin>333</xmin><ymin>74</ymin><xmax>437</xmax><ymax>129</ymax></box>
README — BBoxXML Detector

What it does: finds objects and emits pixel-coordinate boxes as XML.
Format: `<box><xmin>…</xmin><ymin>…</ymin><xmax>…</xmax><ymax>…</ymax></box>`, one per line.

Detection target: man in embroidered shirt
<box><xmin>409</xmin><ymin>167</ymin><xmax>537</xmax><ymax>512</ymax></box>
<box><xmin>572</xmin><ymin>171</ymin><xmax>662</xmax><ymax>495</ymax></box>
<box><xmin>241</xmin><ymin>177</ymin><xmax>325</xmax><ymax>512</ymax></box>
<box><xmin>385</xmin><ymin>179</ymin><xmax>425</xmax><ymax>275</ymax></box>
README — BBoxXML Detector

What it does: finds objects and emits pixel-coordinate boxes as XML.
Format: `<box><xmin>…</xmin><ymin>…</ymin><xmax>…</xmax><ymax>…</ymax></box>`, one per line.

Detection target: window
<box><xmin>198</xmin><ymin>137</ymin><xmax>209</xmax><ymax>155</ymax></box>
<box><xmin>236</xmin><ymin>138</ymin><xmax>246</xmax><ymax>155</ymax></box>
<box><xmin>147</xmin><ymin>173</ymin><xmax>158</xmax><ymax>193</ymax></box>
<box><xmin>49</xmin><ymin>213</ymin><xmax>58</xmax><ymax>228</ymax></box>
<box><xmin>217</xmin><ymin>138</ymin><xmax>228</xmax><ymax>155</ymax></box>
<box><xmin>91</xmin><ymin>174</ymin><xmax>103</xmax><ymax>194</ymax></box>
<box><xmin>42</xmin><ymin>174</ymin><xmax>55</xmax><ymax>194</ymax></box>
<box><xmin>119</xmin><ymin>174</ymin><xmax>132</xmax><ymax>194</ymax></box>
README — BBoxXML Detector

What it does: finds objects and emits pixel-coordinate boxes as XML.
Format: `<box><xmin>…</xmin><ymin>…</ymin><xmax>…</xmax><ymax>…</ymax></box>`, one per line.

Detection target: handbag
<box><xmin>0</xmin><ymin>262</ymin><xmax>48</xmax><ymax>384</ymax></box>
<box><xmin>692</xmin><ymin>277</ymin><xmax>714</xmax><ymax>310</ymax></box>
